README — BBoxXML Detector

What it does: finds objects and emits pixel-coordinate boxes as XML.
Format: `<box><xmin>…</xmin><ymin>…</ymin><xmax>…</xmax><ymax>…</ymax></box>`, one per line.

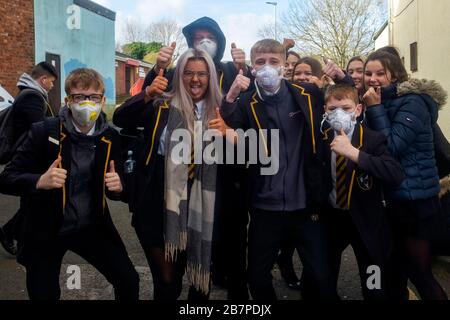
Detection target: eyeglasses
<box><xmin>183</xmin><ymin>70</ymin><xmax>210</xmax><ymax>80</ymax></box>
<box><xmin>69</xmin><ymin>94</ymin><xmax>103</xmax><ymax>103</ymax></box>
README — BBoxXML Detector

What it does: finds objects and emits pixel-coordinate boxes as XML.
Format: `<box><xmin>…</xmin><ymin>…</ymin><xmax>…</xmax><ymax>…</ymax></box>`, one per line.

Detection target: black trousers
<box><xmin>322</xmin><ymin>209</ymin><xmax>388</xmax><ymax>300</ymax></box>
<box><xmin>247</xmin><ymin>208</ymin><xmax>336</xmax><ymax>301</ymax></box>
<box><xmin>24</xmin><ymin>226</ymin><xmax>139</xmax><ymax>301</ymax></box>
<box><xmin>211</xmin><ymin>165</ymin><xmax>249</xmax><ymax>299</ymax></box>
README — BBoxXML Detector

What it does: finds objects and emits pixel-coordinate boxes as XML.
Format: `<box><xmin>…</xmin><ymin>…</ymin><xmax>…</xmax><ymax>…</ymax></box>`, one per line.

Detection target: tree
<box><xmin>257</xmin><ymin>23</ymin><xmax>279</xmax><ymax>40</ymax></box>
<box><xmin>145</xmin><ymin>19</ymin><xmax>186</xmax><ymax>63</ymax></box>
<box><xmin>122</xmin><ymin>17</ymin><xmax>146</xmax><ymax>43</ymax></box>
<box><xmin>123</xmin><ymin>42</ymin><xmax>163</xmax><ymax>60</ymax></box>
<box><xmin>283</xmin><ymin>0</ymin><xmax>386</xmax><ymax>67</ymax></box>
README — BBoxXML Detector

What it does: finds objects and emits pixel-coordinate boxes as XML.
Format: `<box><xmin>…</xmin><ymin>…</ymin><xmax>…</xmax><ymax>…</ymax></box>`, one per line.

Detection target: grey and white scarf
<box><xmin>164</xmin><ymin>105</ymin><xmax>217</xmax><ymax>294</ymax></box>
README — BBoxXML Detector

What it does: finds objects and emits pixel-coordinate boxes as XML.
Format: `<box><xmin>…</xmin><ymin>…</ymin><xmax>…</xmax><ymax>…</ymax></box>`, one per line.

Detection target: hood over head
<box><xmin>182</xmin><ymin>16</ymin><xmax>226</xmax><ymax>64</ymax></box>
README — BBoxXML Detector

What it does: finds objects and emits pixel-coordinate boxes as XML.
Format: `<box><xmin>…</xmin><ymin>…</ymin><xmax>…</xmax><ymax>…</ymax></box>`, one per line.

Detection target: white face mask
<box><xmin>196</xmin><ymin>38</ymin><xmax>218</xmax><ymax>59</ymax></box>
<box><xmin>252</xmin><ymin>64</ymin><xmax>283</xmax><ymax>95</ymax></box>
<box><xmin>69</xmin><ymin>100</ymin><xmax>102</xmax><ymax>127</ymax></box>
<box><xmin>324</xmin><ymin>108</ymin><xmax>357</xmax><ymax>134</ymax></box>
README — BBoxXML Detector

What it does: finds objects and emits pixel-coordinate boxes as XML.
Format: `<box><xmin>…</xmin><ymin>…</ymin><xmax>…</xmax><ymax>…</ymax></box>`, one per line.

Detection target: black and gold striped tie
<box><xmin>336</xmin><ymin>155</ymin><xmax>348</xmax><ymax>209</ymax></box>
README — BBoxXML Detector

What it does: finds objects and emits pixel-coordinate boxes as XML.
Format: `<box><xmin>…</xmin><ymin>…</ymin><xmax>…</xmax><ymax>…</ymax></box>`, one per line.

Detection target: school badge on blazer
<box><xmin>357</xmin><ymin>172</ymin><xmax>373</xmax><ymax>191</ymax></box>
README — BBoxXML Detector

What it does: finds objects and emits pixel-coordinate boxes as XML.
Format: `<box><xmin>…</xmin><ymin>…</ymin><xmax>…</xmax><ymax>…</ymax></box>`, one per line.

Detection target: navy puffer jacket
<box><xmin>366</xmin><ymin>79</ymin><xmax>448</xmax><ymax>201</ymax></box>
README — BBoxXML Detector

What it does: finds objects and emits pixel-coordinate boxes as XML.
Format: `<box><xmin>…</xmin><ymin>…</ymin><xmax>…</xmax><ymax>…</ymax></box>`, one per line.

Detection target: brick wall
<box><xmin>0</xmin><ymin>0</ymin><xmax>35</xmax><ymax>96</ymax></box>
<box><xmin>115</xmin><ymin>61</ymin><xmax>126</xmax><ymax>96</ymax></box>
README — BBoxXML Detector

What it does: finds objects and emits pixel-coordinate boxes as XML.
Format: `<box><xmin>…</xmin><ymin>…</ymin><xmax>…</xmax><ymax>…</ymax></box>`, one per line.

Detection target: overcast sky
<box><xmin>91</xmin><ymin>0</ymin><xmax>291</xmax><ymax>61</ymax></box>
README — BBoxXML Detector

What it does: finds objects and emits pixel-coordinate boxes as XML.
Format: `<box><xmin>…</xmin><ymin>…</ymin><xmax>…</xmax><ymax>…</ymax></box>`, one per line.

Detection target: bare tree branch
<box><xmin>281</xmin><ymin>0</ymin><xmax>385</xmax><ymax>67</ymax></box>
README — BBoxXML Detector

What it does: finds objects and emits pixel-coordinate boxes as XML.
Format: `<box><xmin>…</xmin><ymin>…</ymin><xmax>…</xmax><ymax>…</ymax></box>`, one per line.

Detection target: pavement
<box><xmin>1</xmin><ymin>175</ymin><xmax>450</xmax><ymax>300</ymax></box>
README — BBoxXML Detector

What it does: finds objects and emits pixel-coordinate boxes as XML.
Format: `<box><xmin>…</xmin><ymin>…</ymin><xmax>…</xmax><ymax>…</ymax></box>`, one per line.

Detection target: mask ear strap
<box><xmin>254</xmin><ymin>80</ymin><xmax>265</xmax><ymax>102</ymax></box>
<box><xmin>320</xmin><ymin>113</ymin><xmax>327</xmax><ymax>134</ymax></box>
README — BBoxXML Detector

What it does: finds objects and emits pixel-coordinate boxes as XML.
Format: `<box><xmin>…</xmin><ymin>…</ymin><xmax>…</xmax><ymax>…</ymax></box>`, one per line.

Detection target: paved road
<box><xmin>1</xmin><ymin>179</ymin><xmax>449</xmax><ymax>300</ymax></box>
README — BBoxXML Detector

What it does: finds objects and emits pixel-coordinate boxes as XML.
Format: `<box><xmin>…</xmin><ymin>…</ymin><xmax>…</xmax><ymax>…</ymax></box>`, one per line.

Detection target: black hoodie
<box><xmin>182</xmin><ymin>16</ymin><xmax>227</xmax><ymax>64</ymax></box>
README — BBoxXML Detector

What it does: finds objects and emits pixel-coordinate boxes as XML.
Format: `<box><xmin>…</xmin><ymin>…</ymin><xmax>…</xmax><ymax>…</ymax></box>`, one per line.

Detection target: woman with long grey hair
<box><xmin>113</xmin><ymin>48</ymin><xmax>227</xmax><ymax>300</ymax></box>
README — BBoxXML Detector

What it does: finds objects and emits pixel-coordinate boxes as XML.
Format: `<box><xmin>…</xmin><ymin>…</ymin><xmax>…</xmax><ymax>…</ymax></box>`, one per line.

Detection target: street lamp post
<box><xmin>265</xmin><ymin>1</ymin><xmax>278</xmax><ymax>40</ymax></box>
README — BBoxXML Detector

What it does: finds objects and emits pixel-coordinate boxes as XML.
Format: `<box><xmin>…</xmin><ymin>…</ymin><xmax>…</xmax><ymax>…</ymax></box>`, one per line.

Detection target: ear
<box><xmin>64</xmin><ymin>96</ymin><xmax>69</xmax><ymax>105</ymax></box>
<box><xmin>101</xmin><ymin>96</ymin><xmax>106</xmax><ymax>109</ymax></box>
<box><xmin>355</xmin><ymin>103</ymin><xmax>363</xmax><ymax>117</ymax></box>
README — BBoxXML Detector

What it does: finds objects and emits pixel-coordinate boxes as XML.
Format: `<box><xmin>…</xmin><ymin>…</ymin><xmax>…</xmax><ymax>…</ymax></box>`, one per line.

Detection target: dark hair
<box><xmin>325</xmin><ymin>84</ymin><xmax>359</xmax><ymax>105</ymax></box>
<box><xmin>378</xmin><ymin>46</ymin><xmax>401</xmax><ymax>60</ymax></box>
<box><xmin>365</xmin><ymin>49</ymin><xmax>408</xmax><ymax>83</ymax></box>
<box><xmin>346</xmin><ymin>56</ymin><xmax>365</xmax><ymax>72</ymax></box>
<box><xmin>31</xmin><ymin>61</ymin><xmax>58</xmax><ymax>80</ymax></box>
<box><xmin>294</xmin><ymin>57</ymin><xmax>323</xmax><ymax>77</ymax></box>
<box><xmin>286</xmin><ymin>51</ymin><xmax>301</xmax><ymax>61</ymax></box>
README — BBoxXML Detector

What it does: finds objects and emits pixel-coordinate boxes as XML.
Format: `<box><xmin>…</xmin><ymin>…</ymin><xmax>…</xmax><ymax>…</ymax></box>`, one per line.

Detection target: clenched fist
<box><xmin>156</xmin><ymin>42</ymin><xmax>176</xmax><ymax>72</ymax></box>
<box><xmin>226</xmin><ymin>70</ymin><xmax>251</xmax><ymax>103</ymax></box>
<box><xmin>323</xmin><ymin>59</ymin><xmax>346</xmax><ymax>81</ymax></box>
<box><xmin>36</xmin><ymin>156</ymin><xmax>67</xmax><ymax>190</ymax></box>
<box><xmin>362</xmin><ymin>87</ymin><xmax>381</xmax><ymax>107</ymax></box>
<box><xmin>208</xmin><ymin>107</ymin><xmax>230</xmax><ymax>136</ymax></box>
<box><xmin>105</xmin><ymin>160</ymin><xmax>123</xmax><ymax>193</ymax></box>
<box><xmin>231</xmin><ymin>43</ymin><xmax>246</xmax><ymax>73</ymax></box>
<box><xmin>145</xmin><ymin>68</ymin><xmax>168</xmax><ymax>102</ymax></box>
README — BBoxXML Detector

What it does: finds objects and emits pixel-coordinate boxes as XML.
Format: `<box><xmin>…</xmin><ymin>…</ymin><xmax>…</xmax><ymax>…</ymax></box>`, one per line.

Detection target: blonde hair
<box><xmin>163</xmin><ymin>49</ymin><xmax>222</xmax><ymax>134</ymax></box>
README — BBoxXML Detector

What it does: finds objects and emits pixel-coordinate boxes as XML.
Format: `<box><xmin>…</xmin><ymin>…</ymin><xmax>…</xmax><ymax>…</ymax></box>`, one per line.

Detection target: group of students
<box><xmin>0</xmin><ymin>16</ymin><xmax>449</xmax><ymax>301</ymax></box>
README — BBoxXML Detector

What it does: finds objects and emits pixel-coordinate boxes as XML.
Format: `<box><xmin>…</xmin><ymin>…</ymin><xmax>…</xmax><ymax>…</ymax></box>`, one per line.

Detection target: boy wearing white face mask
<box><xmin>0</xmin><ymin>68</ymin><xmax>139</xmax><ymax>301</ymax></box>
<box><xmin>221</xmin><ymin>39</ymin><xmax>336</xmax><ymax>300</ymax></box>
<box><xmin>319</xmin><ymin>84</ymin><xmax>404</xmax><ymax>300</ymax></box>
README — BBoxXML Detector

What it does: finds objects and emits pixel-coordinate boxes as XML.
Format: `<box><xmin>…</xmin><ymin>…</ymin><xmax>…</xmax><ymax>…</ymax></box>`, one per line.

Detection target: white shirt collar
<box><xmin>72</xmin><ymin>120</ymin><xmax>96</xmax><ymax>136</ymax></box>
<box><xmin>194</xmin><ymin>100</ymin><xmax>205</xmax><ymax>119</ymax></box>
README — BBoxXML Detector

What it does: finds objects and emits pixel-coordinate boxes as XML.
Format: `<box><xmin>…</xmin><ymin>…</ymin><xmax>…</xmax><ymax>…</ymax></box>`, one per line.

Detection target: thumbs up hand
<box><xmin>36</xmin><ymin>156</ymin><xmax>67</xmax><ymax>190</ymax></box>
<box><xmin>145</xmin><ymin>68</ymin><xmax>168</xmax><ymax>101</ymax></box>
<box><xmin>105</xmin><ymin>160</ymin><xmax>123</xmax><ymax>193</ymax></box>
<box><xmin>226</xmin><ymin>69</ymin><xmax>251</xmax><ymax>103</ymax></box>
<box><xmin>330</xmin><ymin>129</ymin><xmax>359</xmax><ymax>163</ymax></box>
<box><xmin>208</xmin><ymin>107</ymin><xmax>230</xmax><ymax>136</ymax></box>
<box><xmin>231</xmin><ymin>43</ymin><xmax>247</xmax><ymax>73</ymax></box>
<box><xmin>156</xmin><ymin>42</ymin><xmax>177</xmax><ymax>72</ymax></box>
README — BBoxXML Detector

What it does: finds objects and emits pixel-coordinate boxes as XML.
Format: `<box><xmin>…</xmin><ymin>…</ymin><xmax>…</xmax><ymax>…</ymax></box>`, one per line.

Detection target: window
<box><xmin>410</xmin><ymin>42</ymin><xmax>418</xmax><ymax>72</ymax></box>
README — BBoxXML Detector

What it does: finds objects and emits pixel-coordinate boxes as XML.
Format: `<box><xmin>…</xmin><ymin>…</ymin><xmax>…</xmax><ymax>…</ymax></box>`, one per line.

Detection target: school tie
<box><xmin>336</xmin><ymin>154</ymin><xmax>348</xmax><ymax>210</ymax></box>
<box><xmin>188</xmin><ymin>104</ymin><xmax>199</xmax><ymax>181</ymax></box>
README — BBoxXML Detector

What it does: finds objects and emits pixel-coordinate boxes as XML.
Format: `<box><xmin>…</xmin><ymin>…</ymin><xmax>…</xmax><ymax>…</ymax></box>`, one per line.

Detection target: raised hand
<box><xmin>208</xmin><ymin>107</ymin><xmax>230</xmax><ymax>136</ymax></box>
<box><xmin>362</xmin><ymin>86</ymin><xmax>381</xmax><ymax>107</ymax></box>
<box><xmin>323</xmin><ymin>58</ymin><xmax>346</xmax><ymax>81</ymax></box>
<box><xmin>145</xmin><ymin>68</ymin><xmax>168</xmax><ymax>101</ymax></box>
<box><xmin>156</xmin><ymin>42</ymin><xmax>176</xmax><ymax>72</ymax></box>
<box><xmin>226</xmin><ymin>70</ymin><xmax>251</xmax><ymax>103</ymax></box>
<box><xmin>231</xmin><ymin>43</ymin><xmax>246</xmax><ymax>73</ymax></box>
<box><xmin>283</xmin><ymin>38</ymin><xmax>295</xmax><ymax>50</ymax></box>
<box><xmin>36</xmin><ymin>156</ymin><xmax>67</xmax><ymax>190</ymax></box>
<box><xmin>331</xmin><ymin>129</ymin><xmax>360</xmax><ymax>163</ymax></box>
<box><xmin>105</xmin><ymin>160</ymin><xmax>123</xmax><ymax>193</ymax></box>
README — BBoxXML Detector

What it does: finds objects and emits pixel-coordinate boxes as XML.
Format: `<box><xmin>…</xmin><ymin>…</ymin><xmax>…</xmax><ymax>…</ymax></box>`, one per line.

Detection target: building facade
<box><xmin>0</xmin><ymin>0</ymin><xmax>35</xmax><ymax>97</ymax></box>
<box><xmin>383</xmin><ymin>0</ymin><xmax>450</xmax><ymax>135</ymax></box>
<box><xmin>115</xmin><ymin>52</ymin><xmax>153</xmax><ymax>99</ymax></box>
<box><xmin>0</xmin><ymin>0</ymin><xmax>116</xmax><ymax>112</ymax></box>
